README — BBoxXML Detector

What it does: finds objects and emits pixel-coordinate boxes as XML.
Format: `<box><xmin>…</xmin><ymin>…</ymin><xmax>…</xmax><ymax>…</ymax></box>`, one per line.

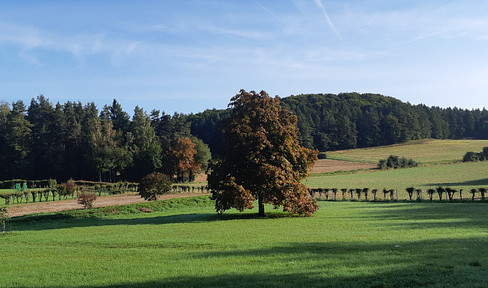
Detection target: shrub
<box><xmin>139</xmin><ymin>172</ymin><xmax>172</xmax><ymax>201</ymax></box>
<box><xmin>463</xmin><ymin>151</ymin><xmax>484</xmax><ymax>162</ymax></box>
<box><xmin>78</xmin><ymin>192</ymin><xmax>97</xmax><ymax>209</ymax></box>
<box><xmin>317</xmin><ymin>152</ymin><xmax>327</xmax><ymax>159</ymax></box>
<box><xmin>378</xmin><ymin>155</ymin><xmax>418</xmax><ymax>169</ymax></box>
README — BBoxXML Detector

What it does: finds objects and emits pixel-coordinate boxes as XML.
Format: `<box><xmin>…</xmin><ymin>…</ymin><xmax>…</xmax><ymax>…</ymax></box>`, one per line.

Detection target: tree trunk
<box><xmin>258</xmin><ymin>194</ymin><xmax>265</xmax><ymax>217</ymax></box>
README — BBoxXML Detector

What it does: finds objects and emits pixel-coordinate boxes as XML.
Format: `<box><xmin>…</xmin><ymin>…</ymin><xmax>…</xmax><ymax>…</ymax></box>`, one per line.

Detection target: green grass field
<box><xmin>306</xmin><ymin>139</ymin><xmax>488</xmax><ymax>199</ymax></box>
<box><xmin>327</xmin><ymin>139</ymin><xmax>488</xmax><ymax>164</ymax></box>
<box><xmin>306</xmin><ymin>161</ymin><xmax>488</xmax><ymax>197</ymax></box>
<box><xmin>1</xmin><ymin>196</ymin><xmax>488</xmax><ymax>287</ymax></box>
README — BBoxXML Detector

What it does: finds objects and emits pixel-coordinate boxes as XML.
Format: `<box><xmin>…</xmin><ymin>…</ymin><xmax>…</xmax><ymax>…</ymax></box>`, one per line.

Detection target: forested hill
<box><xmin>1</xmin><ymin>93</ymin><xmax>487</xmax><ymax>181</ymax></box>
<box><xmin>280</xmin><ymin>93</ymin><xmax>488</xmax><ymax>151</ymax></box>
<box><xmin>190</xmin><ymin>93</ymin><xmax>488</xmax><ymax>153</ymax></box>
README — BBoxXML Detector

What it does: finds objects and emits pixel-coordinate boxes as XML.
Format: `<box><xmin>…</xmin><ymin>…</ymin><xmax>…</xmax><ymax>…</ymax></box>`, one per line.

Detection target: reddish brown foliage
<box><xmin>77</xmin><ymin>192</ymin><xmax>97</xmax><ymax>209</ymax></box>
<box><xmin>208</xmin><ymin>90</ymin><xmax>318</xmax><ymax>217</ymax></box>
<box><xmin>171</xmin><ymin>137</ymin><xmax>201</xmax><ymax>182</ymax></box>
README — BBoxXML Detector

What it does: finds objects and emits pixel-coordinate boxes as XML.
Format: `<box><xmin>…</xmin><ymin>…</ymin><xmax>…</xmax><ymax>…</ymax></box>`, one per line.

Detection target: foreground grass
<box><xmin>1</xmin><ymin>196</ymin><xmax>488</xmax><ymax>287</ymax></box>
<box><xmin>327</xmin><ymin>139</ymin><xmax>488</xmax><ymax>165</ymax></box>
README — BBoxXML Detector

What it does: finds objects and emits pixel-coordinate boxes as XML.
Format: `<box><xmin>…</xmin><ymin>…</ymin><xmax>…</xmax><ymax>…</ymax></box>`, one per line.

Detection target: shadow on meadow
<box><xmin>12</xmin><ymin>238</ymin><xmax>488</xmax><ymax>287</ymax></box>
<box><xmin>352</xmin><ymin>202</ymin><xmax>488</xmax><ymax>230</ymax></box>
<box><xmin>424</xmin><ymin>177</ymin><xmax>488</xmax><ymax>187</ymax></box>
<box><xmin>10</xmin><ymin>209</ymin><xmax>306</xmax><ymax>231</ymax></box>
<box><xmin>8</xmin><ymin>202</ymin><xmax>488</xmax><ymax>287</ymax></box>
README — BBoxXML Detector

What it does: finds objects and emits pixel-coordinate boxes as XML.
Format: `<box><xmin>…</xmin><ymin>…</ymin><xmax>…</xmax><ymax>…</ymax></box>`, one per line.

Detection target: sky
<box><xmin>1</xmin><ymin>0</ymin><xmax>487</xmax><ymax>114</ymax></box>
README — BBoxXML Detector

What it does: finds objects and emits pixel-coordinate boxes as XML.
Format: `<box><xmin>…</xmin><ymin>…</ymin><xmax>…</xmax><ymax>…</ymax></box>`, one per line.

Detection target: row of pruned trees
<box><xmin>308</xmin><ymin>187</ymin><xmax>488</xmax><ymax>201</ymax></box>
<box><xmin>0</xmin><ymin>180</ymin><xmax>139</xmax><ymax>205</ymax></box>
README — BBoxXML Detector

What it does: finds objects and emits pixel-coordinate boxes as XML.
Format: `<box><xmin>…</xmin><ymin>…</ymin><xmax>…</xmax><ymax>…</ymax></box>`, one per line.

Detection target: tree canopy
<box><xmin>207</xmin><ymin>90</ymin><xmax>318</xmax><ymax>217</ymax></box>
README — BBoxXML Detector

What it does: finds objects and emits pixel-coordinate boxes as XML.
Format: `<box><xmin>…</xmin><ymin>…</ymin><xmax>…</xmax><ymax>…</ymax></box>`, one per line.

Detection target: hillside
<box><xmin>190</xmin><ymin>93</ymin><xmax>488</xmax><ymax>155</ymax></box>
<box><xmin>306</xmin><ymin>139</ymin><xmax>488</xmax><ymax>193</ymax></box>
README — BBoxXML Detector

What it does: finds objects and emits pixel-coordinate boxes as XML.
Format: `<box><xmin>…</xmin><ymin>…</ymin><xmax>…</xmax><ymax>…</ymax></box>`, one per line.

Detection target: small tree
<box><xmin>470</xmin><ymin>188</ymin><xmax>477</xmax><ymax>201</ymax></box>
<box><xmin>78</xmin><ymin>192</ymin><xmax>97</xmax><ymax>209</ymax></box>
<box><xmin>139</xmin><ymin>172</ymin><xmax>172</xmax><ymax>201</ymax></box>
<box><xmin>355</xmin><ymin>188</ymin><xmax>362</xmax><ymax>200</ymax></box>
<box><xmin>332</xmin><ymin>188</ymin><xmax>338</xmax><ymax>200</ymax></box>
<box><xmin>415</xmin><ymin>189</ymin><xmax>422</xmax><ymax>201</ymax></box>
<box><xmin>446</xmin><ymin>188</ymin><xmax>456</xmax><ymax>201</ymax></box>
<box><xmin>362</xmin><ymin>188</ymin><xmax>369</xmax><ymax>200</ymax></box>
<box><xmin>406</xmin><ymin>187</ymin><xmax>415</xmax><ymax>201</ymax></box>
<box><xmin>479</xmin><ymin>188</ymin><xmax>487</xmax><ymax>201</ymax></box>
<box><xmin>436</xmin><ymin>187</ymin><xmax>445</xmax><ymax>201</ymax></box>
<box><xmin>427</xmin><ymin>189</ymin><xmax>435</xmax><ymax>201</ymax></box>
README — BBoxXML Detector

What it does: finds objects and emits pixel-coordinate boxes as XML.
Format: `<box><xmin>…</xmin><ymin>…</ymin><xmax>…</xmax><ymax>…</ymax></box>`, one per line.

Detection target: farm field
<box><xmin>326</xmin><ymin>139</ymin><xmax>488</xmax><ymax>164</ymax></box>
<box><xmin>1</xmin><ymin>196</ymin><xmax>488</xmax><ymax>287</ymax></box>
<box><xmin>306</xmin><ymin>139</ymin><xmax>488</xmax><ymax>199</ymax></box>
<box><xmin>306</xmin><ymin>160</ymin><xmax>488</xmax><ymax>199</ymax></box>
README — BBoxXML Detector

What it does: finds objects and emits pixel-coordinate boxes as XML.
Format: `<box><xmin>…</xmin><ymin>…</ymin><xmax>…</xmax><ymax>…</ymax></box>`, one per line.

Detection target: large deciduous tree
<box><xmin>207</xmin><ymin>90</ymin><xmax>318</xmax><ymax>217</ymax></box>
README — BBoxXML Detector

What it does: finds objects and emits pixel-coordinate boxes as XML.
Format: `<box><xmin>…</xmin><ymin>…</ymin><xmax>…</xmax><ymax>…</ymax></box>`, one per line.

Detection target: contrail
<box><xmin>313</xmin><ymin>0</ymin><xmax>341</xmax><ymax>38</ymax></box>
<box><xmin>256</xmin><ymin>1</ymin><xmax>282</xmax><ymax>22</ymax></box>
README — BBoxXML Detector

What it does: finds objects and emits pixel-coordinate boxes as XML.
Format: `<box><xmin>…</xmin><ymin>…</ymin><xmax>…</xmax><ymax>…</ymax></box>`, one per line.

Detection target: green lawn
<box><xmin>1</xmin><ymin>196</ymin><xmax>488</xmax><ymax>287</ymax></box>
<box><xmin>327</xmin><ymin>139</ymin><xmax>488</xmax><ymax>164</ymax></box>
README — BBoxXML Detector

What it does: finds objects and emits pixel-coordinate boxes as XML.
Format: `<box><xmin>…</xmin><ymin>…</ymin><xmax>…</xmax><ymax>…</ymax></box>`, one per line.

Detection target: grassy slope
<box><xmin>306</xmin><ymin>160</ymin><xmax>488</xmax><ymax>194</ymax></box>
<box><xmin>327</xmin><ymin>139</ymin><xmax>488</xmax><ymax>164</ymax></box>
<box><xmin>1</xmin><ymin>197</ymin><xmax>488</xmax><ymax>287</ymax></box>
<box><xmin>306</xmin><ymin>140</ymin><xmax>488</xmax><ymax>197</ymax></box>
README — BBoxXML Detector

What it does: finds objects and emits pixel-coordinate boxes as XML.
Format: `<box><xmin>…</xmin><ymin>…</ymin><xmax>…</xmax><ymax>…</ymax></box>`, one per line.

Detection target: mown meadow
<box><xmin>308</xmin><ymin>139</ymin><xmax>488</xmax><ymax>199</ymax></box>
<box><xmin>2</xmin><ymin>139</ymin><xmax>488</xmax><ymax>287</ymax></box>
<box><xmin>1</xmin><ymin>196</ymin><xmax>488</xmax><ymax>287</ymax></box>
<box><xmin>327</xmin><ymin>139</ymin><xmax>488</xmax><ymax>164</ymax></box>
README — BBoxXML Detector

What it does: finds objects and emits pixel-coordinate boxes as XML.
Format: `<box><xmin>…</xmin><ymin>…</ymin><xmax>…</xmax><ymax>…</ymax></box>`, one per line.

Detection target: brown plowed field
<box><xmin>7</xmin><ymin>193</ymin><xmax>207</xmax><ymax>217</ymax></box>
<box><xmin>311</xmin><ymin>159</ymin><xmax>376</xmax><ymax>173</ymax></box>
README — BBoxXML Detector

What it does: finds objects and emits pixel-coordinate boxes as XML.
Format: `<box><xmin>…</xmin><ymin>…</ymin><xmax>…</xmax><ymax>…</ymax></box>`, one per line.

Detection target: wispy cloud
<box><xmin>313</xmin><ymin>0</ymin><xmax>341</xmax><ymax>38</ymax></box>
<box><xmin>255</xmin><ymin>1</ymin><xmax>283</xmax><ymax>22</ymax></box>
<box><xmin>0</xmin><ymin>22</ymin><xmax>141</xmax><ymax>66</ymax></box>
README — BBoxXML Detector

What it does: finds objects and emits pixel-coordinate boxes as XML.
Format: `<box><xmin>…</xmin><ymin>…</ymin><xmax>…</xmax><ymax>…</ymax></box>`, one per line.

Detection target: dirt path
<box><xmin>7</xmin><ymin>193</ymin><xmax>207</xmax><ymax>217</ymax></box>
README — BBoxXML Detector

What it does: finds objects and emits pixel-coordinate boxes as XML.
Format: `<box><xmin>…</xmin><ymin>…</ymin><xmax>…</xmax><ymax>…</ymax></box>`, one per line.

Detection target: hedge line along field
<box><xmin>1</xmin><ymin>196</ymin><xmax>488</xmax><ymax>287</ymax></box>
<box><xmin>327</xmin><ymin>139</ymin><xmax>488</xmax><ymax>164</ymax></box>
<box><xmin>305</xmin><ymin>160</ymin><xmax>488</xmax><ymax>198</ymax></box>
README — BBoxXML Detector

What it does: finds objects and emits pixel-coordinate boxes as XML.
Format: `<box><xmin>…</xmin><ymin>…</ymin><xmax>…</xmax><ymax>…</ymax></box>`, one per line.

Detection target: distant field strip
<box><xmin>306</xmin><ymin>161</ymin><xmax>488</xmax><ymax>193</ymax></box>
<box><xmin>311</xmin><ymin>159</ymin><xmax>376</xmax><ymax>173</ymax></box>
<box><xmin>327</xmin><ymin>139</ymin><xmax>488</xmax><ymax>164</ymax></box>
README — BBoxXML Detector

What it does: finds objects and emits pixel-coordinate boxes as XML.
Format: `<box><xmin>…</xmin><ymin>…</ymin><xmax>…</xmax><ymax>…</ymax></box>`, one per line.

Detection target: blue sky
<box><xmin>1</xmin><ymin>0</ymin><xmax>487</xmax><ymax>114</ymax></box>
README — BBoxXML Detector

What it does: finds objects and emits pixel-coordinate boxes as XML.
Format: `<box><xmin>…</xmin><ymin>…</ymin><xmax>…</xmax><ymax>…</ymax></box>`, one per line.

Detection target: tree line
<box><xmin>2</xmin><ymin>92</ymin><xmax>487</xmax><ymax>182</ymax></box>
<box><xmin>0</xmin><ymin>96</ymin><xmax>210</xmax><ymax>182</ymax></box>
<box><xmin>190</xmin><ymin>93</ymin><xmax>488</xmax><ymax>153</ymax></box>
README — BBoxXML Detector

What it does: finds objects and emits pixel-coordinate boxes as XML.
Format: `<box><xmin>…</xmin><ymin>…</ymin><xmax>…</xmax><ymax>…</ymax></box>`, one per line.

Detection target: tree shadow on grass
<box><xmin>10</xmin><ymin>209</ymin><xmax>304</xmax><ymax>232</ymax></box>
<box><xmin>12</xmin><ymin>239</ymin><xmax>488</xmax><ymax>288</ymax></box>
<box><xmin>424</xmin><ymin>178</ymin><xmax>488</xmax><ymax>187</ymax></box>
<box><xmin>349</xmin><ymin>201</ymin><xmax>488</xmax><ymax>231</ymax></box>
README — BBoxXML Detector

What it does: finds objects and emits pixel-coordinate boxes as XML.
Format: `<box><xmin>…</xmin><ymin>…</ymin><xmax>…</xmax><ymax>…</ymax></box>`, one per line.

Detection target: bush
<box><xmin>378</xmin><ymin>155</ymin><xmax>418</xmax><ymax>169</ymax></box>
<box><xmin>317</xmin><ymin>152</ymin><xmax>327</xmax><ymax>159</ymax></box>
<box><xmin>463</xmin><ymin>151</ymin><xmax>485</xmax><ymax>162</ymax></box>
<box><xmin>77</xmin><ymin>192</ymin><xmax>97</xmax><ymax>209</ymax></box>
<box><xmin>139</xmin><ymin>173</ymin><xmax>172</xmax><ymax>201</ymax></box>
